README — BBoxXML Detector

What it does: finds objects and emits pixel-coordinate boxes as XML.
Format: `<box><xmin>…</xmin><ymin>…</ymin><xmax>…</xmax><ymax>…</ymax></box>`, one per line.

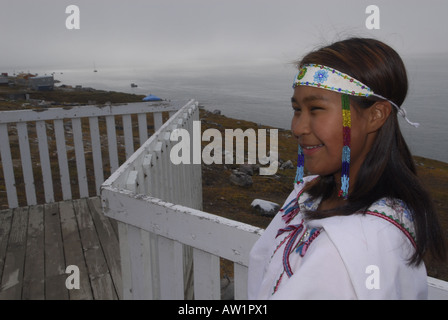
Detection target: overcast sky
<box><xmin>1</xmin><ymin>0</ymin><xmax>447</xmax><ymax>72</ymax></box>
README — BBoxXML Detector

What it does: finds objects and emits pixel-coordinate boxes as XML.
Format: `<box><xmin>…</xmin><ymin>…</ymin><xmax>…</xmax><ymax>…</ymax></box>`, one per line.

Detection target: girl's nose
<box><xmin>291</xmin><ymin>113</ymin><xmax>311</xmax><ymax>139</ymax></box>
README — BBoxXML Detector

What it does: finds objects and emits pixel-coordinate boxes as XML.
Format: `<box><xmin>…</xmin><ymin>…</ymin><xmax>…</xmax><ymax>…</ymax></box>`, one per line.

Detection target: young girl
<box><xmin>248</xmin><ymin>37</ymin><xmax>446</xmax><ymax>299</ymax></box>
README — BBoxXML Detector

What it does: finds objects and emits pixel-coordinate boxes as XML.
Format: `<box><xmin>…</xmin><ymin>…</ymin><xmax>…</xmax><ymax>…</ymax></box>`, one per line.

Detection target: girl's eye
<box><xmin>311</xmin><ymin>106</ymin><xmax>324</xmax><ymax>111</ymax></box>
<box><xmin>292</xmin><ymin>106</ymin><xmax>301</xmax><ymax>113</ymax></box>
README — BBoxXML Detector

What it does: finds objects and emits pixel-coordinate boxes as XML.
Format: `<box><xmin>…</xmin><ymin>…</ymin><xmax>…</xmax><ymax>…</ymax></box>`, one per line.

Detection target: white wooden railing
<box><xmin>0</xmin><ymin>101</ymin><xmax>179</xmax><ymax>209</ymax></box>
<box><xmin>101</xmin><ymin>100</ymin><xmax>263</xmax><ymax>299</ymax></box>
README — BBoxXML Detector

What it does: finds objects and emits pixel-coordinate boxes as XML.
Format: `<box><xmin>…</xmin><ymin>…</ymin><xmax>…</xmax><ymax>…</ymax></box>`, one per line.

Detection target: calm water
<box><xmin>17</xmin><ymin>54</ymin><xmax>448</xmax><ymax>163</ymax></box>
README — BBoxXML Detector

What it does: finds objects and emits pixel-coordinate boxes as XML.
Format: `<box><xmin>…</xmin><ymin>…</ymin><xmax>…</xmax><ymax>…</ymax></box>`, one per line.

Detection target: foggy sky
<box><xmin>1</xmin><ymin>0</ymin><xmax>447</xmax><ymax>72</ymax></box>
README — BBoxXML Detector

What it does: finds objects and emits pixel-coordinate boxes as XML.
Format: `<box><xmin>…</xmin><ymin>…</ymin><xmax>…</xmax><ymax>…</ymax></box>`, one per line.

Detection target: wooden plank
<box><xmin>155</xmin><ymin>141</ymin><xmax>168</xmax><ymax>200</ymax></box>
<box><xmin>122</xmin><ymin>114</ymin><xmax>134</xmax><ymax>159</ymax></box>
<box><xmin>117</xmin><ymin>222</ymin><xmax>132</xmax><ymax>299</ymax></box>
<box><xmin>0</xmin><ymin>124</ymin><xmax>18</xmax><ymax>208</ymax></box>
<box><xmin>126</xmin><ymin>224</ymin><xmax>151</xmax><ymax>300</ymax></box>
<box><xmin>193</xmin><ymin>107</ymin><xmax>203</xmax><ymax>210</ymax></box>
<box><xmin>22</xmin><ymin>204</ymin><xmax>45</xmax><ymax>300</ymax></box>
<box><xmin>59</xmin><ymin>200</ymin><xmax>93</xmax><ymax>300</ymax></box>
<box><xmin>142</xmin><ymin>153</ymin><xmax>153</xmax><ymax>196</ymax></box>
<box><xmin>233</xmin><ymin>263</ymin><xmax>248</xmax><ymax>300</ymax></box>
<box><xmin>0</xmin><ymin>102</ymin><xmax>177</xmax><ymax>124</ymax></box>
<box><xmin>193</xmin><ymin>248</ymin><xmax>220</xmax><ymax>300</ymax></box>
<box><xmin>125</xmin><ymin>171</ymin><xmax>138</xmax><ymax>193</ymax></box>
<box><xmin>105</xmin><ymin>115</ymin><xmax>119</xmax><ymax>174</ymax></box>
<box><xmin>153</xmin><ymin>112</ymin><xmax>163</xmax><ymax>131</ymax></box>
<box><xmin>0</xmin><ymin>206</ymin><xmax>29</xmax><ymax>299</ymax></box>
<box><xmin>160</xmin><ymin>132</ymin><xmax>174</xmax><ymax>202</ymax></box>
<box><xmin>54</xmin><ymin>119</ymin><xmax>72</xmax><ymax>200</ymax></box>
<box><xmin>158</xmin><ymin>236</ymin><xmax>184</xmax><ymax>300</ymax></box>
<box><xmin>137</xmin><ymin>113</ymin><xmax>148</xmax><ymax>145</ymax></box>
<box><xmin>142</xmin><ymin>231</ymin><xmax>159</xmax><ymax>299</ymax></box>
<box><xmin>71</xmin><ymin>118</ymin><xmax>89</xmax><ymax>198</ymax></box>
<box><xmin>16</xmin><ymin>122</ymin><xmax>36</xmax><ymax>206</ymax></box>
<box><xmin>89</xmin><ymin>116</ymin><xmax>104</xmax><ymax>195</ymax></box>
<box><xmin>181</xmin><ymin>117</ymin><xmax>193</xmax><ymax>207</ymax></box>
<box><xmin>73</xmin><ymin>198</ymin><xmax>117</xmax><ymax>300</ymax></box>
<box><xmin>154</xmin><ymin>142</ymin><xmax>164</xmax><ymax>199</ymax></box>
<box><xmin>44</xmin><ymin>202</ymin><xmax>69</xmax><ymax>300</ymax></box>
<box><xmin>0</xmin><ymin>208</ymin><xmax>13</xmax><ymax>282</ymax></box>
<box><xmin>36</xmin><ymin>120</ymin><xmax>54</xmax><ymax>203</ymax></box>
<box><xmin>87</xmin><ymin>197</ymin><xmax>122</xmax><ymax>299</ymax></box>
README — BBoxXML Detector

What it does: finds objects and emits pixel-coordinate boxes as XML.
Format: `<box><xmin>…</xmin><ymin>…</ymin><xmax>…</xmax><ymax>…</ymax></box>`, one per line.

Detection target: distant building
<box><xmin>29</xmin><ymin>75</ymin><xmax>54</xmax><ymax>91</ymax></box>
<box><xmin>0</xmin><ymin>75</ymin><xmax>8</xmax><ymax>86</ymax></box>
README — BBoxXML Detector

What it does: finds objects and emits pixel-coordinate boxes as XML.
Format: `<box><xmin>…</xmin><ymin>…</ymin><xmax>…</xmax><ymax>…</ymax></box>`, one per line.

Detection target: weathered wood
<box><xmin>125</xmin><ymin>224</ymin><xmax>151</xmax><ymax>300</ymax></box>
<box><xmin>73</xmin><ymin>198</ymin><xmax>117</xmax><ymax>300</ymax></box>
<box><xmin>233</xmin><ymin>263</ymin><xmax>248</xmax><ymax>300</ymax></box>
<box><xmin>0</xmin><ymin>198</ymin><xmax>121</xmax><ymax>300</ymax></box>
<box><xmin>17</xmin><ymin>122</ymin><xmax>36</xmax><ymax>206</ymax></box>
<box><xmin>22</xmin><ymin>204</ymin><xmax>45</xmax><ymax>300</ymax></box>
<box><xmin>0</xmin><ymin>124</ymin><xmax>18</xmax><ymax>208</ymax></box>
<box><xmin>193</xmin><ymin>248</ymin><xmax>220</xmax><ymax>300</ymax></box>
<box><xmin>153</xmin><ymin>112</ymin><xmax>163</xmax><ymax>131</ymax></box>
<box><xmin>59</xmin><ymin>200</ymin><xmax>93</xmax><ymax>300</ymax></box>
<box><xmin>117</xmin><ymin>222</ymin><xmax>132</xmax><ymax>300</ymax></box>
<box><xmin>158</xmin><ymin>236</ymin><xmax>184</xmax><ymax>300</ymax></box>
<box><xmin>0</xmin><ymin>208</ymin><xmax>13</xmax><ymax>282</ymax></box>
<box><xmin>0</xmin><ymin>206</ymin><xmax>28</xmax><ymax>299</ymax></box>
<box><xmin>44</xmin><ymin>202</ymin><xmax>69</xmax><ymax>300</ymax></box>
<box><xmin>137</xmin><ymin>113</ymin><xmax>148</xmax><ymax>145</ymax></box>
<box><xmin>89</xmin><ymin>117</ymin><xmax>104</xmax><ymax>195</ymax></box>
<box><xmin>54</xmin><ymin>119</ymin><xmax>72</xmax><ymax>200</ymax></box>
<box><xmin>72</xmin><ymin>118</ymin><xmax>89</xmax><ymax>198</ymax></box>
<box><xmin>0</xmin><ymin>102</ymin><xmax>177</xmax><ymax>124</ymax></box>
<box><xmin>87</xmin><ymin>197</ymin><xmax>122</xmax><ymax>299</ymax></box>
<box><xmin>122</xmin><ymin>114</ymin><xmax>134</xmax><ymax>159</ymax></box>
<box><xmin>36</xmin><ymin>121</ymin><xmax>54</xmax><ymax>203</ymax></box>
<box><xmin>105</xmin><ymin>115</ymin><xmax>119</xmax><ymax>174</ymax></box>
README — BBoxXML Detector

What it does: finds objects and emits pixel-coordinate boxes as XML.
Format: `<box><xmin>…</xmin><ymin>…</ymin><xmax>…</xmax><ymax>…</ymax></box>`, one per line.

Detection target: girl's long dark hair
<box><xmin>297</xmin><ymin>37</ymin><xmax>446</xmax><ymax>265</ymax></box>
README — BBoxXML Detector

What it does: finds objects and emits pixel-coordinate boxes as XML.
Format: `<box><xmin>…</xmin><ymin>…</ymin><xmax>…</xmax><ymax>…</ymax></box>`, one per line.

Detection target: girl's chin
<box><xmin>304</xmin><ymin>167</ymin><xmax>340</xmax><ymax>178</ymax></box>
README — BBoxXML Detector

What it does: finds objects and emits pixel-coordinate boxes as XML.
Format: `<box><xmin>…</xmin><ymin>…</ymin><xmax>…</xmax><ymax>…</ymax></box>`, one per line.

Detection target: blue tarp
<box><xmin>142</xmin><ymin>94</ymin><xmax>162</xmax><ymax>101</ymax></box>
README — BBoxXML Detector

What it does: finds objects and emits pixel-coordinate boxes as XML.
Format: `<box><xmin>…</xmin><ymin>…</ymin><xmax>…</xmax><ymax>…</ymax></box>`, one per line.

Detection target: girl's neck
<box><xmin>317</xmin><ymin>191</ymin><xmax>346</xmax><ymax>211</ymax></box>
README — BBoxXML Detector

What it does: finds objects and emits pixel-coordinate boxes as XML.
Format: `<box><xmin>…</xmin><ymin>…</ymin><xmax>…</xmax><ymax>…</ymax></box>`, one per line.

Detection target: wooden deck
<box><xmin>0</xmin><ymin>197</ymin><xmax>121</xmax><ymax>300</ymax></box>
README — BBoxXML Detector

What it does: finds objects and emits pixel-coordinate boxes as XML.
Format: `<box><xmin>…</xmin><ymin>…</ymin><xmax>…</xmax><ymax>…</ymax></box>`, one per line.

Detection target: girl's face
<box><xmin>291</xmin><ymin>86</ymin><xmax>372</xmax><ymax>185</ymax></box>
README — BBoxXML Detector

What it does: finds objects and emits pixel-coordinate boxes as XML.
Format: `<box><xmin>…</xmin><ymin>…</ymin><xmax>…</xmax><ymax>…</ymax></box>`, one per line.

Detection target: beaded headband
<box><xmin>292</xmin><ymin>63</ymin><xmax>418</xmax><ymax>199</ymax></box>
<box><xmin>293</xmin><ymin>64</ymin><xmax>419</xmax><ymax>128</ymax></box>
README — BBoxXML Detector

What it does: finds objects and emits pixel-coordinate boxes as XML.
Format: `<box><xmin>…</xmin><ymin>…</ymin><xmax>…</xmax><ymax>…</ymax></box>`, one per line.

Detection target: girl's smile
<box><xmin>301</xmin><ymin>144</ymin><xmax>324</xmax><ymax>156</ymax></box>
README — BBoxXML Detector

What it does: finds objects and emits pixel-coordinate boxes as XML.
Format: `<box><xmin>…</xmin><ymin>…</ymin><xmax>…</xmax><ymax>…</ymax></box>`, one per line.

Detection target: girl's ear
<box><xmin>368</xmin><ymin>101</ymin><xmax>392</xmax><ymax>133</ymax></box>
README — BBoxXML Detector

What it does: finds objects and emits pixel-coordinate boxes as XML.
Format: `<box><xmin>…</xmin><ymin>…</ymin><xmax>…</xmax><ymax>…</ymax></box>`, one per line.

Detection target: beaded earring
<box><xmin>295</xmin><ymin>144</ymin><xmax>304</xmax><ymax>184</ymax></box>
<box><xmin>339</xmin><ymin>94</ymin><xmax>351</xmax><ymax>199</ymax></box>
